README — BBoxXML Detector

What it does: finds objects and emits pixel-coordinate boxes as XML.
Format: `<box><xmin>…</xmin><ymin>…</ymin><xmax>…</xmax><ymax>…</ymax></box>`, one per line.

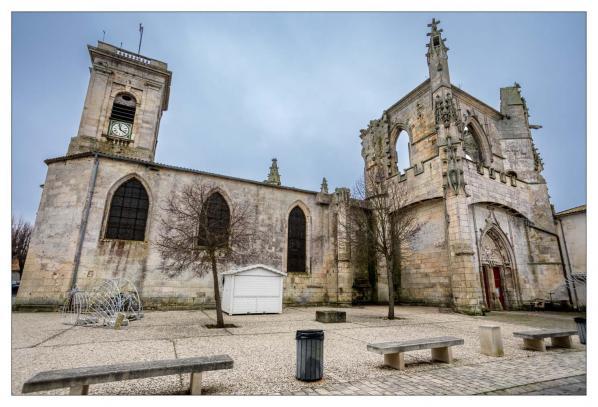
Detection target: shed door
<box><xmin>233</xmin><ymin>275</ymin><xmax>281</xmax><ymax>314</ymax></box>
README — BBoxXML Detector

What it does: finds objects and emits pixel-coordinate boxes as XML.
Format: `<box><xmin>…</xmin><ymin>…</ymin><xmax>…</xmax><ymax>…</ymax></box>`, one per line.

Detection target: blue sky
<box><xmin>11</xmin><ymin>12</ymin><xmax>586</xmax><ymax>223</ymax></box>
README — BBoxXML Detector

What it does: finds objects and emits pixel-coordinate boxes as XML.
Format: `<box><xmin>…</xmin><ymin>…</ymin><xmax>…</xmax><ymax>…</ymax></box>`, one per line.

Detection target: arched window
<box><xmin>462</xmin><ymin>125</ymin><xmax>482</xmax><ymax>163</ymax></box>
<box><xmin>287</xmin><ymin>206</ymin><xmax>306</xmax><ymax>272</ymax></box>
<box><xmin>395</xmin><ymin>129</ymin><xmax>411</xmax><ymax>174</ymax></box>
<box><xmin>111</xmin><ymin>93</ymin><xmax>136</xmax><ymax>123</ymax></box>
<box><xmin>198</xmin><ymin>192</ymin><xmax>230</xmax><ymax>247</ymax></box>
<box><xmin>105</xmin><ymin>178</ymin><xmax>149</xmax><ymax>241</ymax></box>
<box><xmin>108</xmin><ymin>93</ymin><xmax>136</xmax><ymax>139</ymax></box>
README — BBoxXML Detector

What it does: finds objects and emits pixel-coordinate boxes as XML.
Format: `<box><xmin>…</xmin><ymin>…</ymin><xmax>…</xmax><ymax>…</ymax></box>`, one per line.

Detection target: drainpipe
<box><xmin>525</xmin><ymin>221</ymin><xmax>574</xmax><ymax>309</ymax></box>
<box><xmin>70</xmin><ymin>153</ymin><xmax>100</xmax><ymax>291</ymax></box>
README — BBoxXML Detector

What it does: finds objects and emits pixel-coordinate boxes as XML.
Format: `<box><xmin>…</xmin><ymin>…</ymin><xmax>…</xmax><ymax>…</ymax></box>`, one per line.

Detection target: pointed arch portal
<box><xmin>479</xmin><ymin>227</ymin><xmax>520</xmax><ymax>310</ymax></box>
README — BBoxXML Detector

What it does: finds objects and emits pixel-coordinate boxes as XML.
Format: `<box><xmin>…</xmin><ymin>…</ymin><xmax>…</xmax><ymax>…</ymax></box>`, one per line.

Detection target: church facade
<box><xmin>16</xmin><ymin>21</ymin><xmax>572</xmax><ymax>313</ymax></box>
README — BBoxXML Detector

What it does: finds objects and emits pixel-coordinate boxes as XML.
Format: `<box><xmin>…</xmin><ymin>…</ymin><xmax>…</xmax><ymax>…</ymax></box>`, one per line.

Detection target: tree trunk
<box><xmin>210</xmin><ymin>254</ymin><xmax>225</xmax><ymax>327</ymax></box>
<box><xmin>386</xmin><ymin>255</ymin><xmax>395</xmax><ymax>320</ymax></box>
<box><xmin>395</xmin><ymin>242</ymin><xmax>402</xmax><ymax>303</ymax></box>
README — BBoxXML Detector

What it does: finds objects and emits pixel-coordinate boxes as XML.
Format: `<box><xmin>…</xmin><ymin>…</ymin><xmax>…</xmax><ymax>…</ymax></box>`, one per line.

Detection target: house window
<box><xmin>287</xmin><ymin>206</ymin><xmax>306</xmax><ymax>272</ymax></box>
<box><xmin>105</xmin><ymin>179</ymin><xmax>149</xmax><ymax>241</ymax></box>
<box><xmin>198</xmin><ymin>192</ymin><xmax>230</xmax><ymax>247</ymax></box>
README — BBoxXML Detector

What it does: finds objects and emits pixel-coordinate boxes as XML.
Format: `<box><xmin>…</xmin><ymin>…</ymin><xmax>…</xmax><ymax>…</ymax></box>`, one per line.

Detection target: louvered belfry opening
<box><xmin>110</xmin><ymin>93</ymin><xmax>137</xmax><ymax>124</ymax></box>
<box><xmin>105</xmin><ymin>179</ymin><xmax>149</xmax><ymax>241</ymax></box>
<box><xmin>198</xmin><ymin>192</ymin><xmax>231</xmax><ymax>247</ymax></box>
<box><xmin>287</xmin><ymin>206</ymin><xmax>306</xmax><ymax>272</ymax></box>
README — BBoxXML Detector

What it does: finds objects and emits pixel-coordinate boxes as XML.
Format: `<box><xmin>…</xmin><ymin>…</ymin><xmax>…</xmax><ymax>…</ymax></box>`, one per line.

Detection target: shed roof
<box><xmin>222</xmin><ymin>264</ymin><xmax>286</xmax><ymax>276</ymax></box>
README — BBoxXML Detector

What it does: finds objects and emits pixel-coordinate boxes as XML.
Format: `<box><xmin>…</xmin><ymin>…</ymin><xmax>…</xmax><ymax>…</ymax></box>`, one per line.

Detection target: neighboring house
<box><xmin>12</xmin><ymin>257</ymin><xmax>21</xmax><ymax>295</ymax></box>
<box><xmin>12</xmin><ymin>257</ymin><xmax>21</xmax><ymax>283</ymax></box>
<box><xmin>555</xmin><ymin>205</ymin><xmax>586</xmax><ymax>309</ymax></box>
<box><xmin>16</xmin><ymin>20</ymin><xmax>571</xmax><ymax>313</ymax></box>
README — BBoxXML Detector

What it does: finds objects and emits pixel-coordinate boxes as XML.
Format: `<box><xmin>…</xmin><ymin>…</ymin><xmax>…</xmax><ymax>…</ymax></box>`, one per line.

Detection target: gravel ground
<box><xmin>11</xmin><ymin>305</ymin><xmax>586</xmax><ymax>395</ymax></box>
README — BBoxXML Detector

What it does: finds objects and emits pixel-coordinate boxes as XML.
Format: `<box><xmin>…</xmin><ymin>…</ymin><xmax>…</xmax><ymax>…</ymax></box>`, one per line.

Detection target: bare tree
<box><xmin>12</xmin><ymin>216</ymin><xmax>32</xmax><ymax>272</ymax></box>
<box><xmin>341</xmin><ymin>170</ymin><xmax>421</xmax><ymax>319</ymax></box>
<box><xmin>154</xmin><ymin>183</ymin><xmax>257</xmax><ymax>328</ymax></box>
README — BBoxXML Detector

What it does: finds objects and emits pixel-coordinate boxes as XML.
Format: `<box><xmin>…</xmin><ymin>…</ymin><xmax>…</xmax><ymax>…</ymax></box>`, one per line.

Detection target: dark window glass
<box><xmin>198</xmin><ymin>192</ymin><xmax>230</xmax><ymax>247</ymax></box>
<box><xmin>287</xmin><ymin>206</ymin><xmax>306</xmax><ymax>272</ymax></box>
<box><xmin>110</xmin><ymin>94</ymin><xmax>136</xmax><ymax>123</ymax></box>
<box><xmin>105</xmin><ymin>179</ymin><xmax>149</xmax><ymax>241</ymax></box>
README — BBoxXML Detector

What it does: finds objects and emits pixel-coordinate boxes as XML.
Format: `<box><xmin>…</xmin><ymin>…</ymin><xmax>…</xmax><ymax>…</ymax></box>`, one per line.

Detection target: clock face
<box><xmin>109</xmin><ymin>120</ymin><xmax>132</xmax><ymax>138</ymax></box>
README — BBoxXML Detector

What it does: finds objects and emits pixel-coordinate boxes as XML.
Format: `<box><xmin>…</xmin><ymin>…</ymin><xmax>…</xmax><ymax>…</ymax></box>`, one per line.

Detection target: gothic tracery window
<box><xmin>197</xmin><ymin>192</ymin><xmax>230</xmax><ymax>247</ymax></box>
<box><xmin>105</xmin><ymin>178</ymin><xmax>149</xmax><ymax>241</ymax></box>
<box><xmin>287</xmin><ymin>206</ymin><xmax>307</xmax><ymax>272</ymax></box>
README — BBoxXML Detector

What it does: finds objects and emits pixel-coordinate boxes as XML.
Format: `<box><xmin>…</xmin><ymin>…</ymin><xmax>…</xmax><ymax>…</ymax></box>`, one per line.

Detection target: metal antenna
<box><xmin>102</xmin><ymin>30</ymin><xmax>106</xmax><ymax>42</ymax></box>
<box><xmin>138</xmin><ymin>23</ymin><xmax>144</xmax><ymax>54</ymax></box>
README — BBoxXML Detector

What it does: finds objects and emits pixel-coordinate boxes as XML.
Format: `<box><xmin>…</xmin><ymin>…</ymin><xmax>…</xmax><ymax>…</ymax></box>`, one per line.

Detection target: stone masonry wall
<box><xmin>16</xmin><ymin>156</ymin><xmax>346</xmax><ymax>308</ymax></box>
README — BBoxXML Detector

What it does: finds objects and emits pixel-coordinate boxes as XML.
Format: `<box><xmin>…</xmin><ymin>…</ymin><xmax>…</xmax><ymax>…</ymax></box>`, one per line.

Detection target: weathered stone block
<box><xmin>315</xmin><ymin>310</ymin><xmax>346</xmax><ymax>323</ymax></box>
<box><xmin>479</xmin><ymin>325</ymin><xmax>504</xmax><ymax>357</ymax></box>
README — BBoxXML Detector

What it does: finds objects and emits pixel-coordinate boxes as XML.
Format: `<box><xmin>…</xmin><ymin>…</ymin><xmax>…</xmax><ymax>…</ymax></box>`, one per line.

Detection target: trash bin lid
<box><xmin>296</xmin><ymin>329</ymin><xmax>324</xmax><ymax>340</ymax></box>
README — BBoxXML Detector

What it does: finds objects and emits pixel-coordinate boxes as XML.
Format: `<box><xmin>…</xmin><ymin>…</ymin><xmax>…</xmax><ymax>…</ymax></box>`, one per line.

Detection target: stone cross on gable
<box><xmin>428</xmin><ymin>18</ymin><xmax>440</xmax><ymax>30</ymax></box>
<box><xmin>427</xmin><ymin>18</ymin><xmax>443</xmax><ymax>35</ymax></box>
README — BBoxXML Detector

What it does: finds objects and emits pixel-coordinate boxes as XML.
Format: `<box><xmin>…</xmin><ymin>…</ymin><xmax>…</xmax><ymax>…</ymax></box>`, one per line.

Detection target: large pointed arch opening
<box><xmin>462</xmin><ymin>118</ymin><xmax>491</xmax><ymax>165</ymax></box>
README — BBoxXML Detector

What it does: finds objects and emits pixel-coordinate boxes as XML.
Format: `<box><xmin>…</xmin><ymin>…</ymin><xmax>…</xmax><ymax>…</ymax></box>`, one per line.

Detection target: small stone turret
<box><xmin>426</xmin><ymin>18</ymin><xmax>451</xmax><ymax>92</ymax></box>
<box><xmin>264</xmin><ymin>158</ymin><xmax>281</xmax><ymax>186</ymax></box>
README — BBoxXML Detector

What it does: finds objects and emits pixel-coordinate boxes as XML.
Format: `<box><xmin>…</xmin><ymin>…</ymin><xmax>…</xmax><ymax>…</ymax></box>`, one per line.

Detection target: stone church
<box><xmin>16</xmin><ymin>20</ymin><xmax>571</xmax><ymax>313</ymax></box>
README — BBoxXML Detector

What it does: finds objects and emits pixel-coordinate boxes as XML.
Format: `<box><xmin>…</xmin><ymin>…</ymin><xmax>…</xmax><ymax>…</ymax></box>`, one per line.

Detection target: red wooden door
<box><xmin>493</xmin><ymin>267</ymin><xmax>505</xmax><ymax>309</ymax></box>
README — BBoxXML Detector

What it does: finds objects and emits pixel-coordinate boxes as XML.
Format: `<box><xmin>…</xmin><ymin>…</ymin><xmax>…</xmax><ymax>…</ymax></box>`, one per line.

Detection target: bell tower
<box><xmin>67</xmin><ymin>42</ymin><xmax>172</xmax><ymax>161</ymax></box>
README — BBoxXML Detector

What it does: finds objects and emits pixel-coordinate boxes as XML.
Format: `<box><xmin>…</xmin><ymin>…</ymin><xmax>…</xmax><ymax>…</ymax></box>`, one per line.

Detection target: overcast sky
<box><xmin>11</xmin><ymin>12</ymin><xmax>586</xmax><ymax>223</ymax></box>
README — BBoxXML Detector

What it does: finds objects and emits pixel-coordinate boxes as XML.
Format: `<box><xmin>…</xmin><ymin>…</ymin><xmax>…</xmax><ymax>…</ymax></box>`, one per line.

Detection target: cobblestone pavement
<box><xmin>278</xmin><ymin>350</ymin><xmax>586</xmax><ymax>396</ymax></box>
<box><xmin>12</xmin><ymin>307</ymin><xmax>586</xmax><ymax>395</ymax></box>
<box><xmin>483</xmin><ymin>374</ymin><xmax>586</xmax><ymax>395</ymax></box>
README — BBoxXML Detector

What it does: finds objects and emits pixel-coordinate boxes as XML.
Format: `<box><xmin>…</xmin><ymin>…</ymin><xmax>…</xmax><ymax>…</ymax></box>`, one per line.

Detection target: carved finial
<box><xmin>514</xmin><ymin>81</ymin><xmax>521</xmax><ymax>89</ymax></box>
<box><xmin>264</xmin><ymin>158</ymin><xmax>281</xmax><ymax>186</ymax></box>
<box><xmin>320</xmin><ymin>177</ymin><xmax>329</xmax><ymax>194</ymax></box>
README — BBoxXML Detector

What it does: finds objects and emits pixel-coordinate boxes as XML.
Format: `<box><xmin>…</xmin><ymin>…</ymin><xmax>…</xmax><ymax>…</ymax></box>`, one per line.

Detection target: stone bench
<box><xmin>22</xmin><ymin>355</ymin><xmax>233</xmax><ymax>395</ymax></box>
<box><xmin>367</xmin><ymin>336</ymin><xmax>464</xmax><ymax>370</ymax></box>
<box><xmin>316</xmin><ymin>310</ymin><xmax>346</xmax><ymax>323</ymax></box>
<box><xmin>513</xmin><ymin>329</ymin><xmax>577</xmax><ymax>352</ymax></box>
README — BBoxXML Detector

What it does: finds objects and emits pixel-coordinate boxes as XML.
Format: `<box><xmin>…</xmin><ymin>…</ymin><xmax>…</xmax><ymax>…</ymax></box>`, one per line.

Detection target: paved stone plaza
<box><xmin>11</xmin><ymin>306</ymin><xmax>585</xmax><ymax>395</ymax></box>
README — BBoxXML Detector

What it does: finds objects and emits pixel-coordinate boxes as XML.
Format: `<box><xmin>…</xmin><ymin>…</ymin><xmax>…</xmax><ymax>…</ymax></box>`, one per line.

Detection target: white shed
<box><xmin>221</xmin><ymin>264</ymin><xmax>286</xmax><ymax>315</ymax></box>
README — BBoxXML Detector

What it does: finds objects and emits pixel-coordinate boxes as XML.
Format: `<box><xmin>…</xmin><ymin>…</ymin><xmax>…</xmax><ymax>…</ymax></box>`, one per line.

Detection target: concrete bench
<box><xmin>367</xmin><ymin>336</ymin><xmax>464</xmax><ymax>370</ymax></box>
<box><xmin>22</xmin><ymin>355</ymin><xmax>233</xmax><ymax>395</ymax></box>
<box><xmin>513</xmin><ymin>329</ymin><xmax>577</xmax><ymax>352</ymax></box>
